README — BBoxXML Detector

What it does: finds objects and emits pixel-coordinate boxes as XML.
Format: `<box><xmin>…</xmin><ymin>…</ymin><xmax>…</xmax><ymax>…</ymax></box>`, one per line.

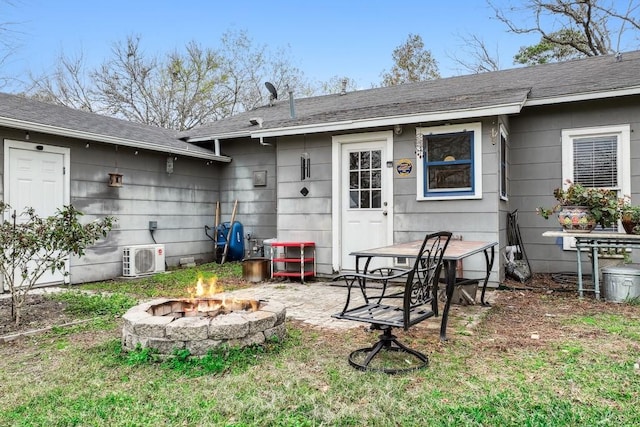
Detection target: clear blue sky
<box><xmin>2</xmin><ymin>0</ymin><xmax>625</xmax><ymax>91</ymax></box>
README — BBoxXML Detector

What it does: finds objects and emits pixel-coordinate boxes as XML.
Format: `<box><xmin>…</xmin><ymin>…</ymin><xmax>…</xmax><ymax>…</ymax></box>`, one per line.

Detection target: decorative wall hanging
<box><xmin>108</xmin><ymin>145</ymin><xmax>123</xmax><ymax>187</ymax></box>
<box><xmin>301</xmin><ymin>152</ymin><xmax>310</xmax><ymax>180</ymax></box>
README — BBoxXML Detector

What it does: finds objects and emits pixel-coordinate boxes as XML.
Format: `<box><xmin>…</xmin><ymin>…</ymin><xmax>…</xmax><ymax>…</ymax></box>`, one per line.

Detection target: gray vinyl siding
<box><xmin>269</xmin><ymin>121</ymin><xmax>502</xmax><ymax>282</ymax></box>
<box><xmin>509</xmin><ymin>97</ymin><xmax>640</xmax><ymax>274</ymax></box>
<box><xmin>275</xmin><ymin>134</ymin><xmax>333</xmax><ymax>276</ymax></box>
<box><xmin>391</xmin><ymin>120</ymin><xmax>500</xmax><ymax>284</ymax></box>
<box><xmin>1</xmin><ymin>128</ymin><xmax>223</xmax><ymax>284</ymax></box>
<box><xmin>217</xmin><ymin>139</ymin><xmax>277</xmax><ymax>254</ymax></box>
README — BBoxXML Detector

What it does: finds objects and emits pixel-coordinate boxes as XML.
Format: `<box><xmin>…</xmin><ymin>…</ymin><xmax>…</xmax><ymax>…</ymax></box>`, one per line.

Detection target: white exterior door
<box><xmin>332</xmin><ymin>132</ymin><xmax>394</xmax><ymax>271</ymax></box>
<box><xmin>4</xmin><ymin>140</ymin><xmax>70</xmax><ymax>287</ymax></box>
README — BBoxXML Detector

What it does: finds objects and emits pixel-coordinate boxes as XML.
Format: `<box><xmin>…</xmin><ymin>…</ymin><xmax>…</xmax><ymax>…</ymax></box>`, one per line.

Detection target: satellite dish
<box><xmin>265</xmin><ymin>82</ymin><xmax>278</xmax><ymax>103</ymax></box>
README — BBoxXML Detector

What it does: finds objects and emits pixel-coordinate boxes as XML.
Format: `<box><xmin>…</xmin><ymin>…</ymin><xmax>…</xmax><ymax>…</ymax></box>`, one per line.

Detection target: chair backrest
<box><xmin>403</xmin><ymin>231</ymin><xmax>452</xmax><ymax>328</ymax></box>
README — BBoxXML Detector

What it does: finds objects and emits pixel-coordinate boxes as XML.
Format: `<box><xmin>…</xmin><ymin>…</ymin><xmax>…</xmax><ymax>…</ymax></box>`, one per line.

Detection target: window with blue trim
<box><xmin>424</xmin><ymin>131</ymin><xmax>474</xmax><ymax>196</ymax></box>
<box><xmin>416</xmin><ymin>122</ymin><xmax>482</xmax><ymax>200</ymax></box>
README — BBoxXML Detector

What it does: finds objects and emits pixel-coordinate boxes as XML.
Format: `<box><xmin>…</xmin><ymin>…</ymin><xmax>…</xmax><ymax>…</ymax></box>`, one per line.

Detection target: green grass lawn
<box><xmin>1</xmin><ymin>263</ymin><xmax>639</xmax><ymax>426</ymax></box>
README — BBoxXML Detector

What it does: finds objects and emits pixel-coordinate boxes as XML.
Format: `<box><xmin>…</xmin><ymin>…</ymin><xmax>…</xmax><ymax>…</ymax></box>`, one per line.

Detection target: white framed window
<box><xmin>561</xmin><ymin>124</ymin><xmax>631</xmax><ymax>249</ymax></box>
<box><xmin>499</xmin><ymin>125</ymin><xmax>508</xmax><ymax>201</ymax></box>
<box><xmin>416</xmin><ymin>122</ymin><xmax>482</xmax><ymax>200</ymax></box>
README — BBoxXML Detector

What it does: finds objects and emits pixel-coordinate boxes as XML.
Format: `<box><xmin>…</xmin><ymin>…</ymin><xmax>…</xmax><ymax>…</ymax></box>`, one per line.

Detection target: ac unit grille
<box><xmin>123</xmin><ymin>244</ymin><xmax>165</xmax><ymax>277</ymax></box>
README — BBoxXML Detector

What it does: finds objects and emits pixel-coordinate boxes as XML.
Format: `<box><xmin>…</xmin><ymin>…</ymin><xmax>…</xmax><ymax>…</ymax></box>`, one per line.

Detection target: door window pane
<box><xmin>371</xmin><ymin>150</ymin><xmax>381</xmax><ymax>168</ymax></box>
<box><xmin>372</xmin><ymin>190</ymin><xmax>381</xmax><ymax>208</ymax></box>
<box><xmin>350</xmin><ymin>172</ymin><xmax>358</xmax><ymax>189</ymax></box>
<box><xmin>360</xmin><ymin>191</ymin><xmax>370</xmax><ymax>208</ymax></box>
<box><xmin>350</xmin><ymin>152</ymin><xmax>359</xmax><ymax>170</ymax></box>
<box><xmin>348</xmin><ymin>149</ymin><xmax>382</xmax><ymax>209</ymax></box>
<box><xmin>360</xmin><ymin>171</ymin><xmax>370</xmax><ymax>189</ymax></box>
<box><xmin>372</xmin><ymin>170</ymin><xmax>381</xmax><ymax>188</ymax></box>
<box><xmin>360</xmin><ymin>151</ymin><xmax>370</xmax><ymax>169</ymax></box>
<box><xmin>349</xmin><ymin>191</ymin><xmax>358</xmax><ymax>208</ymax></box>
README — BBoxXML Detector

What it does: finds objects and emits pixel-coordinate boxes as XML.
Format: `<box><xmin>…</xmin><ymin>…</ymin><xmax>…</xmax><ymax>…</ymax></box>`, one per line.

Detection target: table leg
<box><xmin>591</xmin><ymin>244</ymin><xmax>600</xmax><ymax>300</ymax></box>
<box><xmin>439</xmin><ymin>260</ymin><xmax>457</xmax><ymax>341</ymax></box>
<box><xmin>576</xmin><ymin>239</ymin><xmax>584</xmax><ymax>297</ymax></box>
<box><xmin>479</xmin><ymin>246</ymin><xmax>495</xmax><ymax>307</ymax></box>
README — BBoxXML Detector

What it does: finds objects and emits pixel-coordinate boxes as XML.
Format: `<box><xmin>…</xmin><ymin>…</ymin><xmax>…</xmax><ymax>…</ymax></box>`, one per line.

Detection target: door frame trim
<box><xmin>331</xmin><ymin>131</ymin><xmax>394</xmax><ymax>272</ymax></box>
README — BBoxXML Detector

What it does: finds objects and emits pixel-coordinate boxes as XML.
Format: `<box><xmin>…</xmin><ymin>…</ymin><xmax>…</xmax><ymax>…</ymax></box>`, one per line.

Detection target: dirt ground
<box><xmin>0</xmin><ymin>292</ymin><xmax>78</xmax><ymax>337</ymax></box>
<box><xmin>1</xmin><ymin>274</ymin><xmax>639</xmax><ymax>344</ymax></box>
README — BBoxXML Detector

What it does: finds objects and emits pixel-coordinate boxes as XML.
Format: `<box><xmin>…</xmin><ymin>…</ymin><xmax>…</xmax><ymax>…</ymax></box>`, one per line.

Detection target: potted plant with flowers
<box><xmin>537</xmin><ymin>180</ymin><xmax>620</xmax><ymax>232</ymax></box>
<box><xmin>619</xmin><ymin>197</ymin><xmax>640</xmax><ymax>234</ymax></box>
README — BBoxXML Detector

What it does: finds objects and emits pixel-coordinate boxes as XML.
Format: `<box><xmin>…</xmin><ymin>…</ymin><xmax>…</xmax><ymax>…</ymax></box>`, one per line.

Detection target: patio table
<box><xmin>349</xmin><ymin>239</ymin><xmax>497</xmax><ymax>341</ymax></box>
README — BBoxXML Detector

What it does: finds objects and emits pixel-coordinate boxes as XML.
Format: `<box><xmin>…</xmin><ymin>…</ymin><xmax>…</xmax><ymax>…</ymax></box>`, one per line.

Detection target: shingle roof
<box><xmin>3</xmin><ymin>51</ymin><xmax>639</xmax><ymax>149</ymax></box>
<box><xmin>184</xmin><ymin>50</ymin><xmax>640</xmax><ymax>140</ymax></box>
<box><xmin>0</xmin><ymin>92</ymin><xmax>227</xmax><ymax>160</ymax></box>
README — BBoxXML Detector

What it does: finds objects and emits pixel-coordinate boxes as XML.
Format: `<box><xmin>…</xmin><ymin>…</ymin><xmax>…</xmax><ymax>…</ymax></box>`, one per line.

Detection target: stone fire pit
<box><xmin>122</xmin><ymin>295</ymin><xmax>286</xmax><ymax>356</ymax></box>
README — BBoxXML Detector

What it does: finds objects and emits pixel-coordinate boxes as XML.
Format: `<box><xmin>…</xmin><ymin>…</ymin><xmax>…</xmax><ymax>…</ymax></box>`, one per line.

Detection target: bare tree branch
<box><xmin>449</xmin><ymin>33</ymin><xmax>501</xmax><ymax>74</ymax></box>
<box><xmin>489</xmin><ymin>0</ymin><xmax>640</xmax><ymax>65</ymax></box>
<box><xmin>24</xmin><ymin>31</ymin><xmax>310</xmax><ymax>130</ymax></box>
<box><xmin>0</xmin><ymin>0</ymin><xmax>24</xmax><ymax>89</ymax></box>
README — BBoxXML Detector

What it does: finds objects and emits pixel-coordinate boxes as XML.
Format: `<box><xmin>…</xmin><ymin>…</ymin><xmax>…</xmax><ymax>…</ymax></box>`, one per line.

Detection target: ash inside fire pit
<box><xmin>122</xmin><ymin>295</ymin><xmax>286</xmax><ymax>357</ymax></box>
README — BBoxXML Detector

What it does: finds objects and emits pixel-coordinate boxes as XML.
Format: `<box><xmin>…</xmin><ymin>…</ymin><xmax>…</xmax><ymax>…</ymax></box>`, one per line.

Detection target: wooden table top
<box><xmin>350</xmin><ymin>239</ymin><xmax>497</xmax><ymax>261</ymax></box>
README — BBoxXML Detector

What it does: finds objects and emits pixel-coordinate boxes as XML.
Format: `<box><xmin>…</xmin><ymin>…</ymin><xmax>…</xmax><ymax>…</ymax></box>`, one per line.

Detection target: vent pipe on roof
<box><xmin>214</xmin><ymin>139</ymin><xmax>221</xmax><ymax>156</ymax></box>
<box><xmin>341</xmin><ymin>78</ymin><xmax>348</xmax><ymax>95</ymax></box>
<box><xmin>288</xmin><ymin>89</ymin><xmax>296</xmax><ymax>119</ymax></box>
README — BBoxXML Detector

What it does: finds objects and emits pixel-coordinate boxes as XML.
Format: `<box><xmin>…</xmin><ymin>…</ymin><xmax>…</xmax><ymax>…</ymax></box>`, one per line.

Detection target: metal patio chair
<box><xmin>332</xmin><ymin>231</ymin><xmax>452</xmax><ymax>373</ymax></box>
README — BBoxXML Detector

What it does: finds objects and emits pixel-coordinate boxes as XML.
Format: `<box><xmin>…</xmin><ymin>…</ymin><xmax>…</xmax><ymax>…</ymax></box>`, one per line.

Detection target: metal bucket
<box><xmin>242</xmin><ymin>258</ymin><xmax>270</xmax><ymax>283</ymax></box>
<box><xmin>601</xmin><ymin>267</ymin><xmax>640</xmax><ymax>303</ymax></box>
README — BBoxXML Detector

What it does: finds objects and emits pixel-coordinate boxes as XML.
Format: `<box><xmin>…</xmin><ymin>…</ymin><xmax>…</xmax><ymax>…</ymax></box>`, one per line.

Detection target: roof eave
<box><xmin>250</xmin><ymin>102</ymin><xmax>524</xmax><ymax>138</ymax></box>
<box><xmin>525</xmin><ymin>86</ymin><xmax>640</xmax><ymax>107</ymax></box>
<box><xmin>185</xmin><ymin>130</ymin><xmax>252</xmax><ymax>143</ymax></box>
<box><xmin>0</xmin><ymin>117</ymin><xmax>232</xmax><ymax>163</ymax></box>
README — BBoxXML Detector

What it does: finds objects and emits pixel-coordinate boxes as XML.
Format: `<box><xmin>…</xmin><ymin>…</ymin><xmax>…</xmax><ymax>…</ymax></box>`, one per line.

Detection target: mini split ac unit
<box><xmin>123</xmin><ymin>244</ymin><xmax>165</xmax><ymax>277</ymax></box>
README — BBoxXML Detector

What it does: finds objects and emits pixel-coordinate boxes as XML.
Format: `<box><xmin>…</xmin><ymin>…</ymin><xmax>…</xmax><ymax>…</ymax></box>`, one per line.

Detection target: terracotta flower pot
<box><xmin>622</xmin><ymin>216</ymin><xmax>640</xmax><ymax>234</ymax></box>
<box><xmin>557</xmin><ymin>205</ymin><xmax>596</xmax><ymax>233</ymax></box>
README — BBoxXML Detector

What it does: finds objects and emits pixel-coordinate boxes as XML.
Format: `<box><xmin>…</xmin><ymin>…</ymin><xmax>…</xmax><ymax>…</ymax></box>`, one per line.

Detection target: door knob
<box><xmin>382</xmin><ymin>210</ymin><xmax>388</xmax><ymax>216</ymax></box>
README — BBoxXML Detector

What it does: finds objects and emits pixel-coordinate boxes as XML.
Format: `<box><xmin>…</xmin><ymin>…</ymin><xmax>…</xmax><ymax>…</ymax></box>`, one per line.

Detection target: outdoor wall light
<box><xmin>166</xmin><ymin>156</ymin><xmax>174</xmax><ymax>174</ymax></box>
<box><xmin>491</xmin><ymin>125</ymin><xmax>499</xmax><ymax>145</ymax></box>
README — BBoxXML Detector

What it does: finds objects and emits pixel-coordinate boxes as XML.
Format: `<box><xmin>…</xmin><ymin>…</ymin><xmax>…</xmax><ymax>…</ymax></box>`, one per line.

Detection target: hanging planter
<box><xmin>108</xmin><ymin>145</ymin><xmax>123</xmax><ymax>187</ymax></box>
